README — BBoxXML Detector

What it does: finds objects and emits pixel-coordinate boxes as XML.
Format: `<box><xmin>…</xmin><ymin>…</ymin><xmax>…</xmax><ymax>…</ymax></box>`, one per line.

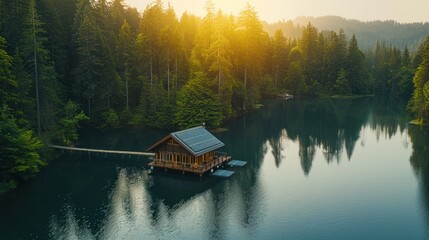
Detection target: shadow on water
<box><xmin>408</xmin><ymin>125</ymin><xmax>429</xmax><ymax>232</ymax></box>
<box><xmin>0</xmin><ymin>97</ymin><xmax>415</xmax><ymax>239</ymax></box>
<box><xmin>147</xmin><ymin>172</ymin><xmax>218</xmax><ymax>208</ymax></box>
<box><xmin>0</xmin><ymin>154</ymin><xmax>125</xmax><ymax>239</ymax></box>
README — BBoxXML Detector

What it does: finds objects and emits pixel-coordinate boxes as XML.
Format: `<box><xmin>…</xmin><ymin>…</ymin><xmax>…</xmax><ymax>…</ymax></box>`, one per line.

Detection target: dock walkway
<box><xmin>49</xmin><ymin>145</ymin><xmax>155</xmax><ymax>156</ymax></box>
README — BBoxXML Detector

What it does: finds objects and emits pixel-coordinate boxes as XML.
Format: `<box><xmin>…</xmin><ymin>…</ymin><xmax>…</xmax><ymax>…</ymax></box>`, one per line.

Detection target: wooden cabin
<box><xmin>146</xmin><ymin>126</ymin><xmax>231</xmax><ymax>176</ymax></box>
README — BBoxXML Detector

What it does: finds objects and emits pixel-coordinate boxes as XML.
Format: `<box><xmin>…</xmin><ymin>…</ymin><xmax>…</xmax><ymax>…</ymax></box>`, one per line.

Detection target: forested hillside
<box><xmin>0</xmin><ymin>0</ymin><xmax>427</xmax><ymax>191</ymax></box>
<box><xmin>264</xmin><ymin>16</ymin><xmax>429</xmax><ymax>51</ymax></box>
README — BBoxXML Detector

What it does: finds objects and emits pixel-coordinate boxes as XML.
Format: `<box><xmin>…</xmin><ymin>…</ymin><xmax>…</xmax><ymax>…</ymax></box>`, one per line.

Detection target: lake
<box><xmin>1</xmin><ymin>97</ymin><xmax>429</xmax><ymax>239</ymax></box>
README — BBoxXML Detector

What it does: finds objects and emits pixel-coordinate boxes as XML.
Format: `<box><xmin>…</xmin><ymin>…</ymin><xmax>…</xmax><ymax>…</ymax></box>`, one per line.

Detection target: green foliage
<box><xmin>332</xmin><ymin>69</ymin><xmax>351</xmax><ymax>96</ymax></box>
<box><xmin>259</xmin><ymin>74</ymin><xmax>275</xmax><ymax>95</ymax></box>
<box><xmin>372</xmin><ymin>41</ymin><xmax>413</xmax><ymax>97</ymax></box>
<box><xmin>236</xmin><ymin>3</ymin><xmax>265</xmax><ymax>109</ymax></box>
<box><xmin>346</xmin><ymin>35</ymin><xmax>369</xmax><ymax>94</ymax></box>
<box><xmin>0</xmin><ymin>105</ymin><xmax>44</xmax><ymax>193</ymax></box>
<box><xmin>2</xmin><ymin>0</ymin><xmax>64</xmax><ymax>134</ymax></box>
<box><xmin>175</xmin><ymin>72</ymin><xmax>223</xmax><ymax>129</ymax></box>
<box><xmin>0</xmin><ymin>36</ymin><xmax>17</xmax><ymax>106</ymax></box>
<box><xmin>116</xmin><ymin>19</ymin><xmax>136</xmax><ymax>110</ymax></box>
<box><xmin>409</xmin><ymin>36</ymin><xmax>429</xmax><ymax>124</ymax></box>
<box><xmin>271</xmin><ymin>29</ymin><xmax>289</xmax><ymax>90</ymax></box>
<box><xmin>73</xmin><ymin>0</ymin><xmax>102</xmax><ymax>117</ymax></box>
<box><xmin>265</xmin><ymin>16</ymin><xmax>429</xmax><ymax>52</ymax></box>
<box><xmin>0</xmin><ymin>0</ymin><xmax>421</xmax><ymax>133</ymax></box>
<box><xmin>57</xmin><ymin>100</ymin><xmax>88</xmax><ymax>145</ymax></box>
<box><xmin>300</xmin><ymin>23</ymin><xmax>322</xmax><ymax>89</ymax></box>
<box><xmin>286</xmin><ymin>62</ymin><xmax>307</xmax><ymax>95</ymax></box>
<box><xmin>102</xmin><ymin>108</ymin><xmax>120</xmax><ymax>129</ymax></box>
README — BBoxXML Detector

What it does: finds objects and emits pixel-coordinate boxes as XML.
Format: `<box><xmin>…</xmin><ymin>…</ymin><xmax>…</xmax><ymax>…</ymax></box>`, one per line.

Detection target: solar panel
<box><xmin>172</xmin><ymin>126</ymin><xmax>224</xmax><ymax>156</ymax></box>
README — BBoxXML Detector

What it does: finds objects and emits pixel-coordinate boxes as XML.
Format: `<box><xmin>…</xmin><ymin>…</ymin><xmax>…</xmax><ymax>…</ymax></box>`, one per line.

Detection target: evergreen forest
<box><xmin>1</xmin><ymin>0</ymin><xmax>429</xmax><ymax>192</ymax></box>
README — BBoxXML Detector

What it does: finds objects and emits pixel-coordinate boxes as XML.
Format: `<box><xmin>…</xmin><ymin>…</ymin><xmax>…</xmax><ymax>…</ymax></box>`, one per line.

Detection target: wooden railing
<box><xmin>149</xmin><ymin>154</ymin><xmax>231</xmax><ymax>174</ymax></box>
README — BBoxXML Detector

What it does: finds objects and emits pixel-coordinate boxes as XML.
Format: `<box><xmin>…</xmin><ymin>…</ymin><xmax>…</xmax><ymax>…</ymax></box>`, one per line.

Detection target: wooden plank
<box><xmin>49</xmin><ymin>145</ymin><xmax>155</xmax><ymax>156</ymax></box>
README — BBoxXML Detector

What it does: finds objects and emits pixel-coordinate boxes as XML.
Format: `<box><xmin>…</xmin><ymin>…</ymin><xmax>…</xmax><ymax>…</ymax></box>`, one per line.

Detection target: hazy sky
<box><xmin>124</xmin><ymin>0</ymin><xmax>429</xmax><ymax>23</ymax></box>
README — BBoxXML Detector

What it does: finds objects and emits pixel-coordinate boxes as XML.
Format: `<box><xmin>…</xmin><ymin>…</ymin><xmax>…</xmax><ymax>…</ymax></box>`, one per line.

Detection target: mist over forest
<box><xmin>264</xmin><ymin>16</ymin><xmax>429</xmax><ymax>51</ymax></box>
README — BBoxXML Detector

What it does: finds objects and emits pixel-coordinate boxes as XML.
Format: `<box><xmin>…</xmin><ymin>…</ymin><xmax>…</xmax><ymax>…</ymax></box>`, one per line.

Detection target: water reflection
<box><xmin>224</xmin><ymin>97</ymin><xmax>407</xmax><ymax>176</ymax></box>
<box><xmin>49</xmin><ymin>204</ymin><xmax>95</xmax><ymax>240</ymax></box>
<box><xmin>408</xmin><ymin>126</ymin><xmax>429</xmax><ymax>229</ymax></box>
<box><xmin>0</xmin><ymin>97</ymin><xmax>419</xmax><ymax>239</ymax></box>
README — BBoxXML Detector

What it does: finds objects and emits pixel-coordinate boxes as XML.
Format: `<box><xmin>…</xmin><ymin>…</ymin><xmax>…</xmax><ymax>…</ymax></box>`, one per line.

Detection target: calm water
<box><xmin>1</xmin><ymin>98</ymin><xmax>429</xmax><ymax>239</ymax></box>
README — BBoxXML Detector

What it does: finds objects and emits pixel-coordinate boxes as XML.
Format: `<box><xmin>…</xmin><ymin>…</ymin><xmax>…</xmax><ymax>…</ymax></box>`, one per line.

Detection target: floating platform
<box><xmin>226</xmin><ymin>160</ymin><xmax>247</xmax><ymax>167</ymax></box>
<box><xmin>211</xmin><ymin>169</ymin><xmax>235</xmax><ymax>178</ymax></box>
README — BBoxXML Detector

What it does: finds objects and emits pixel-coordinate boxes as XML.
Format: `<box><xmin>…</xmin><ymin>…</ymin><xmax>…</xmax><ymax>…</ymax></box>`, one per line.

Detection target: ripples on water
<box><xmin>1</xmin><ymin>98</ymin><xmax>428</xmax><ymax>239</ymax></box>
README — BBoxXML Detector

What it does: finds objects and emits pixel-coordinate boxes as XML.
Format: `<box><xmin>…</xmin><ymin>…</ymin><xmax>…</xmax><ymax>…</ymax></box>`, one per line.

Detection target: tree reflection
<box><xmin>408</xmin><ymin>126</ymin><xmax>429</xmax><ymax>227</ymax></box>
<box><xmin>370</xmin><ymin>97</ymin><xmax>408</xmax><ymax>140</ymax></box>
<box><xmin>225</xmin><ymin>97</ymin><xmax>407</xmax><ymax>176</ymax></box>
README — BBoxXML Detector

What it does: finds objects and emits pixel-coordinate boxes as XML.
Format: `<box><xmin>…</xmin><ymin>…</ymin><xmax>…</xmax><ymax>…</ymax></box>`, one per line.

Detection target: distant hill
<box><xmin>263</xmin><ymin>16</ymin><xmax>429</xmax><ymax>51</ymax></box>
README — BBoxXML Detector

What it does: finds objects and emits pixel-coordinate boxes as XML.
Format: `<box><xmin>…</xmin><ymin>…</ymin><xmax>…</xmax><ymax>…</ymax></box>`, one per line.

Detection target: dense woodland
<box><xmin>1</xmin><ymin>0</ymin><xmax>429</xmax><ymax>191</ymax></box>
<box><xmin>265</xmin><ymin>16</ymin><xmax>429</xmax><ymax>51</ymax></box>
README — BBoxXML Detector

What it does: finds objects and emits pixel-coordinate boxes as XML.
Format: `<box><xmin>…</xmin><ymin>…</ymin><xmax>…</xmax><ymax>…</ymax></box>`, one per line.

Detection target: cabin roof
<box><xmin>146</xmin><ymin>126</ymin><xmax>225</xmax><ymax>156</ymax></box>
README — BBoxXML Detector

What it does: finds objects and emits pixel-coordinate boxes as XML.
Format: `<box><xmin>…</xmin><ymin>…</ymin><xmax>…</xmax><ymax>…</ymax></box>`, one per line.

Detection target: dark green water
<box><xmin>1</xmin><ymin>98</ymin><xmax>429</xmax><ymax>239</ymax></box>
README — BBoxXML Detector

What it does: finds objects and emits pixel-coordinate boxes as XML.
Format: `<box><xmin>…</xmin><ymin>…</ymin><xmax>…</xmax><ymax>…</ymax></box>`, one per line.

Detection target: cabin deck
<box><xmin>149</xmin><ymin>155</ymin><xmax>231</xmax><ymax>176</ymax></box>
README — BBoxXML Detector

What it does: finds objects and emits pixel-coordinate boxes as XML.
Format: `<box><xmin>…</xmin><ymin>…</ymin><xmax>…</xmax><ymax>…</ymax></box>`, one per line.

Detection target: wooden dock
<box><xmin>49</xmin><ymin>145</ymin><xmax>155</xmax><ymax>156</ymax></box>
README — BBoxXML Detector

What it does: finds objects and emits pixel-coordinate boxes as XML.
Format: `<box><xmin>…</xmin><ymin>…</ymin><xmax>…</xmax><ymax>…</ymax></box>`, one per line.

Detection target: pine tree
<box><xmin>95</xmin><ymin>0</ymin><xmax>121</xmax><ymax>114</ymax></box>
<box><xmin>286</xmin><ymin>62</ymin><xmax>307</xmax><ymax>95</ymax></box>
<box><xmin>116</xmin><ymin>19</ymin><xmax>135</xmax><ymax>111</ymax></box>
<box><xmin>0</xmin><ymin>37</ymin><xmax>17</xmax><ymax>106</ymax></box>
<box><xmin>402</xmin><ymin>46</ymin><xmax>411</xmax><ymax>67</ymax></box>
<box><xmin>191</xmin><ymin>0</ymin><xmax>216</xmax><ymax>76</ymax></box>
<box><xmin>0</xmin><ymin>104</ymin><xmax>44</xmax><ymax>192</ymax></box>
<box><xmin>140</xmin><ymin>0</ymin><xmax>164</xmax><ymax>85</ymax></box>
<box><xmin>409</xmin><ymin>36</ymin><xmax>429</xmax><ymax>124</ymax></box>
<box><xmin>36</xmin><ymin>0</ymin><xmax>68</xmax><ymax>88</ymax></box>
<box><xmin>111</xmin><ymin>0</ymin><xmax>126</xmax><ymax>31</ymax></box>
<box><xmin>299</xmin><ymin>23</ymin><xmax>323</xmax><ymax>93</ymax></box>
<box><xmin>175</xmin><ymin>72</ymin><xmax>223</xmax><ymax>129</ymax></box>
<box><xmin>237</xmin><ymin>3</ymin><xmax>264</xmax><ymax>110</ymax></box>
<box><xmin>207</xmin><ymin>11</ymin><xmax>234</xmax><ymax>117</ymax></box>
<box><xmin>180</xmin><ymin>12</ymin><xmax>199</xmax><ymax>56</ymax></box>
<box><xmin>332</xmin><ymin>68</ymin><xmax>351</xmax><ymax>95</ymax></box>
<box><xmin>271</xmin><ymin>29</ymin><xmax>288</xmax><ymax>91</ymax></box>
<box><xmin>17</xmin><ymin>0</ymin><xmax>62</xmax><ymax>135</ymax></box>
<box><xmin>346</xmin><ymin>34</ymin><xmax>368</xmax><ymax>94</ymax></box>
<box><xmin>73</xmin><ymin>0</ymin><xmax>101</xmax><ymax>117</ymax></box>
<box><xmin>160</xmin><ymin>4</ymin><xmax>182</xmax><ymax>99</ymax></box>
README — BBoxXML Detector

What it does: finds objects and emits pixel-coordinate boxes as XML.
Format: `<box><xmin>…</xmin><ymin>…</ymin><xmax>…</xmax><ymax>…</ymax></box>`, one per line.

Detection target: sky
<box><xmin>124</xmin><ymin>0</ymin><xmax>429</xmax><ymax>23</ymax></box>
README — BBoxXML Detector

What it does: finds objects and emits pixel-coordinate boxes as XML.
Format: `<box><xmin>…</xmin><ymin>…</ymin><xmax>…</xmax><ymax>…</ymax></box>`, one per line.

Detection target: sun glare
<box><xmin>212</xmin><ymin>0</ymin><xmax>246</xmax><ymax>14</ymax></box>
